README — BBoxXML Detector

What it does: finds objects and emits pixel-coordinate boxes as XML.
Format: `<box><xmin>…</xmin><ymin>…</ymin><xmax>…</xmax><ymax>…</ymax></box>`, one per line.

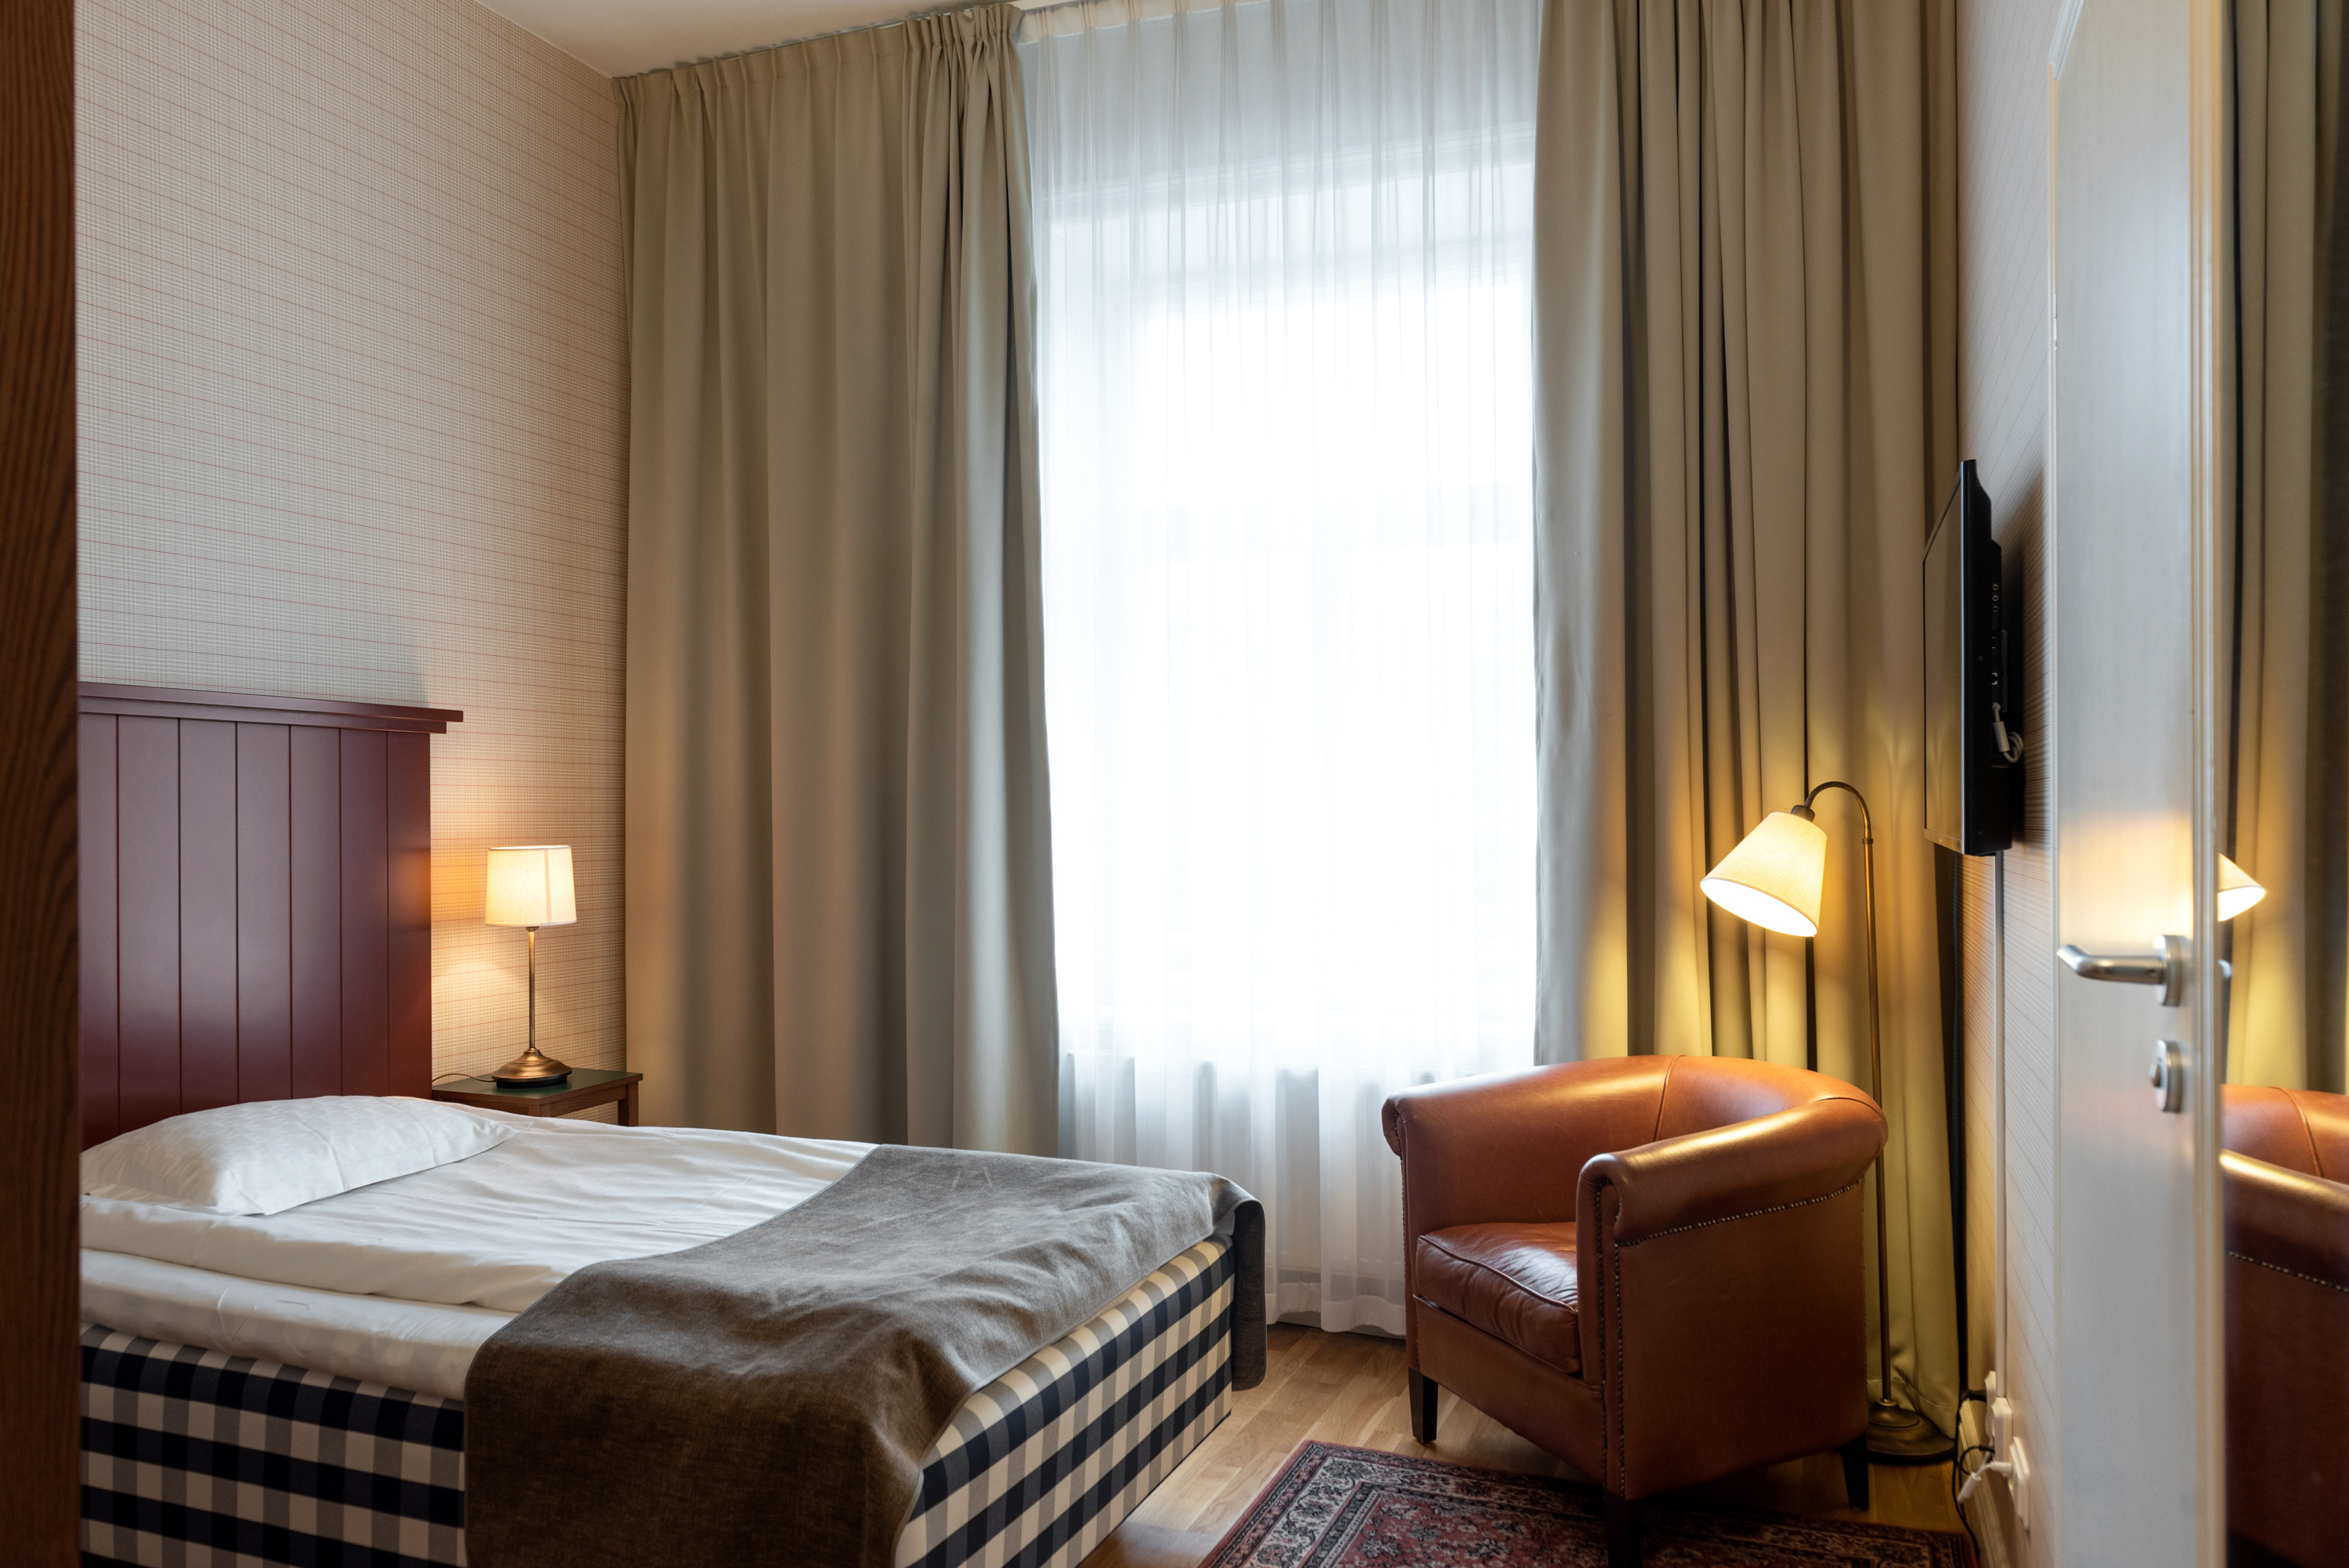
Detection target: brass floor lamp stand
<box><xmin>1802</xmin><ymin>782</ymin><xmax>1954</xmax><ymax>1465</ymax></box>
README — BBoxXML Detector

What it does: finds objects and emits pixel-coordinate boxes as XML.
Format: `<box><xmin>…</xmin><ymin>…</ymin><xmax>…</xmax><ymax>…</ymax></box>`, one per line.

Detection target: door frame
<box><xmin>0</xmin><ymin>0</ymin><xmax>83</xmax><ymax>1561</ymax></box>
<box><xmin>2186</xmin><ymin>0</ymin><xmax>2227</xmax><ymax>1559</ymax></box>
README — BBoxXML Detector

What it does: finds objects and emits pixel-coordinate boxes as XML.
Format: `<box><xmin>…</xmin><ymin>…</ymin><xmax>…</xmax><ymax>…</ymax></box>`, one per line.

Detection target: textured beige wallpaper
<box><xmin>76</xmin><ymin>0</ymin><xmax>628</xmax><ymax>1087</ymax></box>
<box><xmin>1957</xmin><ymin>0</ymin><xmax>2059</xmax><ymax>1562</ymax></box>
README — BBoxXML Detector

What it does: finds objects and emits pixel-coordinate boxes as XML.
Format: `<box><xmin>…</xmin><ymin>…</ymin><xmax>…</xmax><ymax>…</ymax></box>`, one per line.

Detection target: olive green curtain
<box><xmin>619</xmin><ymin>5</ymin><xmax>1059</xmax><ymax>1152</ymax></box>
<box><xmin>2226</xmin><ymin>0</ymin><xmax>2349</xmax><ymax>1095</ymax></box>
<box><xmin>1533</xmin><ymin>0</ymin><xmax>1961</xmax><ymax>1432</ymax></box>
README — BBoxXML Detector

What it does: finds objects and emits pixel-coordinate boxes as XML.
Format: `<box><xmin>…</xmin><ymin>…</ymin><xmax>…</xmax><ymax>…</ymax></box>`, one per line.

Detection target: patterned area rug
<box><xmin>1203</xmin><ymin>1441</ymin><xmax>1976</xmax><ymax>1567</ymax></box>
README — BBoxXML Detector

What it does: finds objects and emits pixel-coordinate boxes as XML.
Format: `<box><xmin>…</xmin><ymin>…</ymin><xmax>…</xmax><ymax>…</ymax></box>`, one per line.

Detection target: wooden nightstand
<box><xmin>431</xmin><ymin>1066</ymin><xmax>643</xmax><ymax>1125</ymax></box>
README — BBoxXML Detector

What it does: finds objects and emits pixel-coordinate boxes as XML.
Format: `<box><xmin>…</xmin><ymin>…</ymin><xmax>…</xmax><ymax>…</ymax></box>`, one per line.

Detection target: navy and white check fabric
<box><xmin>897</xmin><ymin>1236</ymin><xmax>1236</xmax><ymax>1568</ymax></box>
<box><xmin>81</xmin><ymin>1235</ymin><xmax>1236</xmax><ymax>1568</ymax></box>
<box><xmin>81</xmin><ymin>1328</ymin><xmax>466</xmax><ymax>1567</ymax></box>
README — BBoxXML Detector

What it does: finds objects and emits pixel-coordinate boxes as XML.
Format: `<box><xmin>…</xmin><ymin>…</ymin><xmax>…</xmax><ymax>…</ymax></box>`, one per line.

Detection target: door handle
<box><xmin>2057</xmin><ymin>934</ymin><xmax>2187</xmax><ymax>1007</ymax></box>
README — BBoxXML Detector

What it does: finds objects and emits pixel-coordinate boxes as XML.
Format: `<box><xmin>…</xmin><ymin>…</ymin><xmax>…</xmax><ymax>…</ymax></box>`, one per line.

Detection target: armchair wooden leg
<box><xmin>1838</xmin><ymin>1433</ymin><xmax>1871</xmax><ymax>1511</ymax></box>
<box><xmin>1603</xmin><ymin>1491</ymin><xmax>1644</xmax><ymax>1567</ymax></box>
<box><xmin>1407</xmin><ymin>1367</ymin><xmax>1439</xmax><ymax>1444</ymax></box>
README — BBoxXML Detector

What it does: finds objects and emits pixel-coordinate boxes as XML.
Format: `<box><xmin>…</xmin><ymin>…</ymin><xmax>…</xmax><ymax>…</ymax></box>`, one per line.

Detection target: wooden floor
<box><xmin>1081</xmin><ymin>1324</ymin><xmax>1966</xmax><ymax>1567</ymax></box>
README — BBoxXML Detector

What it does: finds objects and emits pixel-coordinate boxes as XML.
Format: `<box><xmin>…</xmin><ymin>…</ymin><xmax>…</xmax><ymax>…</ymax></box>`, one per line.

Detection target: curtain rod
<box><xmin>614</xmin><ymin>0</ymin><xmax>1275</xmax><ymax>77</ymax></box>
<box><xmin>615</xmin><ymin>0</ymin><xmax>1055</xmax><ymax>80</ymax></box>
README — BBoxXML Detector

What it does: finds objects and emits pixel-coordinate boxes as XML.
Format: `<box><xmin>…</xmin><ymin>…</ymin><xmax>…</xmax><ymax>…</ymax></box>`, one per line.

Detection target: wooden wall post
<box><xmin>0</xmin><ymin>0</ymin><xmax>82</xmax><ymax>1558</ymax></box>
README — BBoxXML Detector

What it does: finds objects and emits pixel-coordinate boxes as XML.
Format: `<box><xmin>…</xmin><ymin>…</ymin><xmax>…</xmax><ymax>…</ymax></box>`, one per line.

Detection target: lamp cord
<box><xmin>1951</xmin><ymin>1441</ymin><xmax>1992</xmax><ymax>1557</ymax></box>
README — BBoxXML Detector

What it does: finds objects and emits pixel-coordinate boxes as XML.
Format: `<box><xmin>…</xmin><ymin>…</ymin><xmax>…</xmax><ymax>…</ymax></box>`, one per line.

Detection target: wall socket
<box><xmin>1979</xmin><ymin>1371</ymin><xmax>2029</xmax><ymax>1532</ymax></box>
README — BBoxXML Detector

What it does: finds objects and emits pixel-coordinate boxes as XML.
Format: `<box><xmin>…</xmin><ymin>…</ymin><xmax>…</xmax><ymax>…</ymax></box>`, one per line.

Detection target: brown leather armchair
<box><xmin>2219</xmin><ymin>1084</ymin><xmax>2349</xmax><ymax>1568</ymax></box>
<box><xmin>1383</xmin><ymin>1054</ymin><xmax>1887</xmax><ymax>1567</ymax></box>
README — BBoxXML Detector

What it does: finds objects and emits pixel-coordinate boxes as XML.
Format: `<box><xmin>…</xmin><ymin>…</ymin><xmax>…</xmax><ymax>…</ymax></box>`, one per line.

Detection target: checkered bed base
<box><xmin>81</xmin><ymin>1235</ymin><xmax>1236</xmax><ymax>1568</ymax></box>
<box><xmin>81</xmin><ymin>1332</ymin><xmax>466</xmax><ymax>1567</ymax></box>
<box><xmin>897</xmin><ymin>1236</ymin><xmax>1234</xmax><ymax>1568</ymax></box>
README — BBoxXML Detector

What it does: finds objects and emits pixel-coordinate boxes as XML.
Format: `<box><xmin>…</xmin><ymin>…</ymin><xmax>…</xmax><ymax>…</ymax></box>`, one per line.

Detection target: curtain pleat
<box><xmin>619</xmin><ymin>6</ymin><xmax>1059</xmax><ymax>1153</ymax></box>
<box><xmin>1535</xmin><ymin>0</ymin><xmax>1961</xmax><ymax>1431</ymax></box>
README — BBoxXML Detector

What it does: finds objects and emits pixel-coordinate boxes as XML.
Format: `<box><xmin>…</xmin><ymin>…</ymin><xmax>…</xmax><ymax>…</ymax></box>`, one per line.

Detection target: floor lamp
<box><xmin>1701</xmin><ymin>780</ymin><xmax>1952</xmax><ymax>1462</ymax></box>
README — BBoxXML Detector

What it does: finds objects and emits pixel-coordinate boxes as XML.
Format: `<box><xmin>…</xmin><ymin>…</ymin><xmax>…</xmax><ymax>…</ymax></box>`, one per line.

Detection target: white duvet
<box><xmin>81</xmin><ymin>1108</ymin><xmax>872</xmax><ymax>1399</ymax></box>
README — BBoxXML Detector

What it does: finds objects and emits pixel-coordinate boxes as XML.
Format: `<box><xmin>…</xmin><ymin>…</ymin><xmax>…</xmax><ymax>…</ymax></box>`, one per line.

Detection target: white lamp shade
<box><xmin>485</xmin><ymin>845</ymin><xmax>576</xmax><ymax>928</ymax></box>
<box><xmin>2217</xmin><ymin>853</ymin><xmax>2266</xmax><ymax>922</ymax></box>
<box><xmin>1700</xmin><ymin>811</ymin><xmax>1828</xmax><ymax>938</ymax></box>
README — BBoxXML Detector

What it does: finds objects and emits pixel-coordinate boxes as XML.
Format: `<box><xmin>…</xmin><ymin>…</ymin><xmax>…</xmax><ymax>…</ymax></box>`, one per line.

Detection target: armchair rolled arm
<box><xmin>2224</xmin><ymin>1150</ymin><xmax>2349</xmax><ymax>1292</ymax></box>
<box><xmin>1385</xmin><ymin>1058</ymin><xmax>1675</xmax><ymax>1233</ymax></box>
<box><xmin>1576</xmin><ymin>1098</ymin><xmax>1885</xmax><ymax>1248</ymax></box>
<box><xmin>1571</xmin><ymin>1094</ymin><xmax>1884</xmax><ymax>1496</ymax></box>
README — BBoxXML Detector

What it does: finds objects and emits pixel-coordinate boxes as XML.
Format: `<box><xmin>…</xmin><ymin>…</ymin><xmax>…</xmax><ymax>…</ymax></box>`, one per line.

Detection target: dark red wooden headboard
<box><xmin>78</xmin><ymin>684</ymin><xmax>464</xmax><ymax>1148</ymax></box>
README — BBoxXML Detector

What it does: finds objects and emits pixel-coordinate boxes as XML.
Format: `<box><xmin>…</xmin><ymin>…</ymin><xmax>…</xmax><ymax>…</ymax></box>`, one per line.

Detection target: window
<box><xmin>1023</xmin><ymin>0</ymin><xmax>1539</xmax><ymax>1331</ymax></box>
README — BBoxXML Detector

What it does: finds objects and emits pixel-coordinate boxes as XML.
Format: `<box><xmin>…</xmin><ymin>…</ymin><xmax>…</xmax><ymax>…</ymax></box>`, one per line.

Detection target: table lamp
<box><xmin>485</xmin><ymin>845</ymin><xmax>576</xmax><ymax>1085</ymax></box>
<box><xmin>1701</xmin><ymin>781</ymin><xmax>1952</xmax><ymax>1461</ymax></box>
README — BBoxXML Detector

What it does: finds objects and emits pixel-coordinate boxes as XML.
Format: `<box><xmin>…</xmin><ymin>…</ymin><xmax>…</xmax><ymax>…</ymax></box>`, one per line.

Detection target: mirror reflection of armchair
<box><xmin>2219</xmin><ymin>1085</ymin><xmax>2349</xmax><ymax>1568</ymax></box>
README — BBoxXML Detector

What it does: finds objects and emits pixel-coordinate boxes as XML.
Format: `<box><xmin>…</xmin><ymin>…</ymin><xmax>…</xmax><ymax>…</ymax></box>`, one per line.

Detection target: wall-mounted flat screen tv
<box><xmin>1924</xmin><ymin>460</ymin><xmax>2022</xmax><ymax>855</ymax></box>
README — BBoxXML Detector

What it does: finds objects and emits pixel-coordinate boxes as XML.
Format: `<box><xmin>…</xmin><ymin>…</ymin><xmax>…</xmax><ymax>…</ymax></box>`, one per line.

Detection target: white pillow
<box><xmin>81</xmin><ymin>1097</ymin><xmax>517</xmax><ymax>1216</ymax></box>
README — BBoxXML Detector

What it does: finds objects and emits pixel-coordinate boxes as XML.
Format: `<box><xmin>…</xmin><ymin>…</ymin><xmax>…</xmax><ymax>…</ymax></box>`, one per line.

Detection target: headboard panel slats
<box><xmin>236</xmin><ymin>723</ymin><xmax>293</xmax><ymax>1105</ymax></box>
<box><xmin>339</xmin><ymin>727</ymin><xmax>392</xmax><ymax>1098</ymax></box>
<box><xmin>290</xmin><ymin>726</ymin><xmax>343</xmax><ymax>1102</ymax></box>
<box><xmin>78</xmin><ymin>684</ymin><xmax>463</xmax><ymax>1148</ymax></box>
<box><xmin>389</xmin><ymin>733</ymin><xmax>433</xmax><ymax>1094</ymax></box>
<box><xmin>117</xmin><ymin>717</ymin><xmax>182</xmax><ymax>1138</ymax></box>
<box><xmin>81</xmin><ymin>716</ymin><xmax>121</xmax><ymax>1147</ymax></box>
<box><xmin>181</xmin><ymin>720</ymin><xmax>240</xmax><ymax>1112</ymax></box>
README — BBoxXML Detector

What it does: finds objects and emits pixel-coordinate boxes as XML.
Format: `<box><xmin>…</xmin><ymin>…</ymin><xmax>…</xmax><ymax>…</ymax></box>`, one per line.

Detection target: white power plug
<box><xmin>1958</xmin><ymin>1433</ymin><xmax>2032</xmax><ymax>1531</ymax></box>
<box><xmin>1985</xmin><ymin>1370</ymin><xmax>2012</xmax><ymax>1454</ymax></box>
<box><xmin>1961</xmin><ymin>1374</ymin><xmax>2031</xmax><ymax>1531</ymax></box>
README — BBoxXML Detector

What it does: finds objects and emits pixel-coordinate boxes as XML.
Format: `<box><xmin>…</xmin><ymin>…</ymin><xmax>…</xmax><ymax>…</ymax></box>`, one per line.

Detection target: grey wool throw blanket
<box><xmin>464</xmin><ymin>1144</ymin><xmax>1265</xmax><ymax>1568</ymax></box>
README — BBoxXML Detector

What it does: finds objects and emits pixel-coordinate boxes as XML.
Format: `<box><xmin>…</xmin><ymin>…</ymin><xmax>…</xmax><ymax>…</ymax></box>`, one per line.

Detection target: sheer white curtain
<box><xmin>1019</xmin><ymin>0</ymin><xmax>1539</xmax><ymax>1334</ymax></box>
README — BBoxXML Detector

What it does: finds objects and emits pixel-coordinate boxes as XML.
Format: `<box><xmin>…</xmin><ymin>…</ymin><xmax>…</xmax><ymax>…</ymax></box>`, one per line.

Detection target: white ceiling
<box><xmin>479</xmin><ymin>0</ymin><xmax>1023</xmax><ymax>78</ymax></box>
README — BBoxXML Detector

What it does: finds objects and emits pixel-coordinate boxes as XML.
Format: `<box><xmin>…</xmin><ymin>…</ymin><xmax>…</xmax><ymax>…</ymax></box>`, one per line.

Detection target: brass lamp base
<box><xmin>490</xmin><ymin>1046</ymin><xmax>572</xmax><ymax>1085</ymax></box>
<box><xmin>1866</xmin><ymin>1398</ymin><xmax>1954</xmax><ymax>1463</ymax></box>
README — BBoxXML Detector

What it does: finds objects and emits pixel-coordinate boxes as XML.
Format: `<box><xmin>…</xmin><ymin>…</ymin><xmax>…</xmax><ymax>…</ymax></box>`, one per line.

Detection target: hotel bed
<box><xmin>80</xmin><ymin>1108</ymin><xmax>1240</xmax><ymax>1568</ymax></box>
<box><xmin>74</xmin><ymin>687</ymin><xmax>1251</xmax><ymax>1568</ymax></box>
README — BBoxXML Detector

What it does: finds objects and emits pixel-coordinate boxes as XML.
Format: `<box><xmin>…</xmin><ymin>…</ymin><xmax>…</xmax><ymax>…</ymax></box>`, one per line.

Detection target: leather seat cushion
<box><xmin>1414</xmin><ymin>1221</ymin><xmax>1580</xmax><ymax>1375</ymax></box>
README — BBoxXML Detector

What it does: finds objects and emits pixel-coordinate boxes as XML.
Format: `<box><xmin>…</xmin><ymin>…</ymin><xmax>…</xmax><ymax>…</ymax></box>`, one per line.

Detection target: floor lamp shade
<box><xmin>2217</xmin><ymin>853</ymin><xmax>2266</xmax><ymax>921</ymax></box>
<box><xmin>1700</xmin><ymin>812</ymin><xmax>1828</xmax><ymax>938</ymax></box>
<box><xmin>485</xmin><ymin>846</ymin><xmax>576</xmax><ymax>928</ymax></box>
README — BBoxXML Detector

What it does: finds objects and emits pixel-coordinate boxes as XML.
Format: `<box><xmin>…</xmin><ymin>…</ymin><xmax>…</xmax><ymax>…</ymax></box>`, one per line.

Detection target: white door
<box><xmin>2048</xmin><ymin>1</ymin><xmax>2225</xmax><ymax>1565</ymax></box>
